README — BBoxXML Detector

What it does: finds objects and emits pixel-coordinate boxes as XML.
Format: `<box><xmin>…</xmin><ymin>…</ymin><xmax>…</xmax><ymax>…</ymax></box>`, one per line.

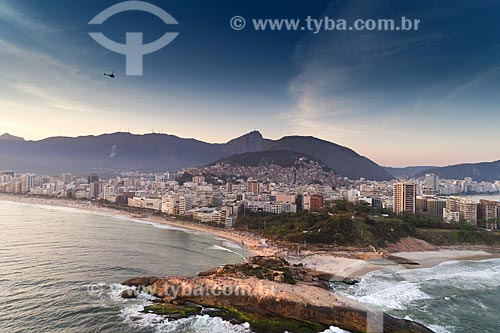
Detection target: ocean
<box><xmin>0</xmin><ymin>200</ymin><xmax>251</xmax><ymax>333</ymax></box>
<box><xmin>1</xmin><ymin>200</ymin><xmax>499</xmax><ymax>333</ymax></box>
<box><xmin>467</xmin><ymin>194</ymin><xmax>500</xmax><ymax>203</ymax></box>
<box><xmin>334</xmin><ymin>259</ymin><xmax>500</xmax><ymax>333</ymax></box>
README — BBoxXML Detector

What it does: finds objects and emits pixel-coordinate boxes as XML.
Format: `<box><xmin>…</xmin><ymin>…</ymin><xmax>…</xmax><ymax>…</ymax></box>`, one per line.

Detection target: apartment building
<box><xmin>393</xmin><ymin>182</ymin><xmax>416</xmax><ymax>214</ymax></box>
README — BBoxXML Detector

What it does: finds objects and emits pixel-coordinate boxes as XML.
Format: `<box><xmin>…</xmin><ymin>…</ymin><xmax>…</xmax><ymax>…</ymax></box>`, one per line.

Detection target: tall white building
<box><xmin>179</xmin><ymin>195</ymin><xmax>192</xmax><ymax>215</ymax></box>
<box><xmin>424</xmin><ymin>173</ymin><xmax>439</xmax><ymax>192</ymax></box>
<box><xmin>162</xmin><ymin>194</ymin><xmax>178</xmax><ymax>215</ymax></box>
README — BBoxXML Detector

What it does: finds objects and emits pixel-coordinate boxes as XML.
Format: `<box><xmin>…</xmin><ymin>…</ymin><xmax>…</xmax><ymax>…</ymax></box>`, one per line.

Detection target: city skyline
<box><xmin>2</xmin><ymin>0</ymin><xmax>500</xmax><ymax>167</ymax></box>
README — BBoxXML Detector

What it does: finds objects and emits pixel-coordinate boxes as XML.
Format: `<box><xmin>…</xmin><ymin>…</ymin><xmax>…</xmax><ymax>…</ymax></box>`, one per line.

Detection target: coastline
<box><xmin>0</xmin><ymin>194</ymin><xmax>274</xmax><ymax>257</ymax></box>
<box><xmin>1</xmin><ymin>193</ymin><xmax>499</xmax><ymax>279</ymax></box>
<box><xmin>292</xmin><ymin>249</ymin><xmax>500</xmax><ymax>279</ymax></box>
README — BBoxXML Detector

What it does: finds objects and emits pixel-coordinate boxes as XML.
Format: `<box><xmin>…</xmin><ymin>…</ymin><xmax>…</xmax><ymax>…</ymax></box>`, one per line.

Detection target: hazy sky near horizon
<box><xmin>1</xmin><ymin>0</ymin><xmax>500</xmax><ymax>167</ymax></box>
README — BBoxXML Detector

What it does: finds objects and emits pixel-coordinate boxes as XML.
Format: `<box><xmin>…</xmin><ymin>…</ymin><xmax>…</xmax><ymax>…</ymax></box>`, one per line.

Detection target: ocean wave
<box><xmin>394</xmin><ymin>258</ymin><xmax>500</xmax><ymax>292</ymax></box>
<box><xmin>121</xmin><ymin>304</ymin><xmax>352</xmax><ymax>333</ymax></box>
<box><xmin>0</xmin><ymin>200</ymin><xmax>92</xmax><ymax>216</ymax></box>
<box><xmin>209</xmin><ymin>245</ymin><xmax>242</xmax><ymax>257</ymax></box>
<box><xmin>320</xmin><ymin>326</ymin><xmax>352</xmax><ymax>333</ymax></box>
<box><xmin>222</xmin><ymin>241</ymin><xmax>243</xmax><ymax>250</ymax></box>
<box><xmin>108</xmin><ymin>283</ymin><xmax>155</xmax><ymax>302</ymax></box>
<box><xmin>121</xmin><ymin>304</ymin><xmax>252</xmax><ymax>333</ymax></box>
<box><xmin>13</xmin><ymin>199</ymin><xmax>219</xmax><ymax>237</ymax></box>
<box><xmin>113</xmin><ymin>281</ymin><xmax>346</xmax><ymax>333</ymax></box>
<box><xmin>343</xmin><ymin>258</ymin><xmax>500</xmax><ymax>308</ymax></box>
<box><xmin>348</xmin><ymin>279</ymin><xmax>431</xmax><ymax>310</ymax></box>
<box><xmin>337</xmin><ymin>258</ymin><xmax>500</xmax><ymax>333</ymax></box>
<box><xmin>113</xmin><ymin>285</ymin><xmax>251</xmax><ymax>332</ymax></box>
<box><xmin>404</xmin><ymin>316</ymin><xmax>449</xmax><ymax>333</ymax></box>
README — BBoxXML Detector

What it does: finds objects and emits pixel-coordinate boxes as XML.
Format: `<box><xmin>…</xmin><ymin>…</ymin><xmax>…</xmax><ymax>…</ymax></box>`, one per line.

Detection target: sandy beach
<box><xmin>1</xmin><ymin>193</ymin><xmax>499</xmax><ymax>279</ymax></box>
<box><xmin>288</xmin><ymin>253</ymin><xmax>394</xmax><ymax>278</ymax></box>
<box><xmin>292</xmin><ymin>249</ymin><xmax>500</xmax><ymax>278</ymax></box>
<box><xmin>0</xmin><ymin>194</ymin><xmax>274</xmax><ymax>257</ymax></box>
<box><xmin>392</xmin><ymin>249</ymin><xmax>495</xmax><ymax>268</ymax></box>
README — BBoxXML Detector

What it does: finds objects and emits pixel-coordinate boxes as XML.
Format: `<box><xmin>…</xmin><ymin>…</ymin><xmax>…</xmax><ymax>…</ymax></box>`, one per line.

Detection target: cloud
<box><xmin>0</xmin><ymin>1</ymin><xmax>54</xmax><ymax>34</ymax></box>
<box><xmin>0</xmin><ymin>1</ymin><xmax>102</xmax><ymax>117</ymax></box>
<box><xmin>0</xmin><ymin>38</ymin><xmax>85</xmax><ymax>79</ymax></box>
<box><xmin>284</xmin><ymin>0</ymin><xmax>500</xmax><ymax>165</ymax></box>
<box><xmin>438</xmin><ymin>65</ymin><xmax>500</xmax><ymax>105</ymax></box>
<box><xmin>0</xmin><ymin>37</ymin><xmax>101</xmax><ymax>116</ymax></box>
<box><xmin>14</xmin><ymin>84</ymin><xmax>102</xmax><ymax>114</ymax></box>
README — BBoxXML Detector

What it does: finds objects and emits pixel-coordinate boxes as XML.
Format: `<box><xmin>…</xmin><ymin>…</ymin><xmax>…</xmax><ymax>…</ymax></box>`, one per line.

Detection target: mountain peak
<box><xmin>228</xmin><ymin>130</ymin><xmax>263</xmax><ymax>142</ymax></box>
<box><xmin>0</xmin><ymin>133</ymin><xmax>24</xmax><ymax>141</ymax></box>
<box><xmin>223</xmin><ymin>131</ymin><xmax>264</xmax><ymax>155</ymax></box>
<box><xmin>0</xmin><ymin>130</ymin><xmax>392</xmax><ymax>180</ymax></box>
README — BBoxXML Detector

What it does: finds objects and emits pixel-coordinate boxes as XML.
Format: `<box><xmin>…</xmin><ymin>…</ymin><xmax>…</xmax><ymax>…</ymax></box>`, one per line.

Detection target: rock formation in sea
<box><xmin>121</xmin><ymin>256</ymin><xmax>434</xmax><ymax>333</ymax></box>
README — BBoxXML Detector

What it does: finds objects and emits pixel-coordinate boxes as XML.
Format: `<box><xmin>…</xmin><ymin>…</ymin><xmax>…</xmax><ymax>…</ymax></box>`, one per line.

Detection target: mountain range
<box><xmin>0</xmin><ymin>131</ymin><xmax>394</xmax><ymax>180</ymax></box>
<box><xmin>383</xmin><ymin>166</ymin><xmax>437</xmax><ymax>178</ymax></box>
<box><xmin>0</xmin><ymin>133</ymin><xmax>24</xmax><ymax>141</ymax></box>
<box><xmin>385</xmin><ymin>162</ymin><xmax>500</xmax><ymax>182</ymax></box>
<box><xmin>414</xmin><ymin>161</ymin><xmax>500</xmax><ymax>182</ymax></box>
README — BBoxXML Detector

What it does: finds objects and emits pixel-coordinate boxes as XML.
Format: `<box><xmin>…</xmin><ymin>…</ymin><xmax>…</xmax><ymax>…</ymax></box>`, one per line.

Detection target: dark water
<box><xmin>0</xmin><ymin>200</ymin><xmax>250</xmax><ymax>333</ymax></box>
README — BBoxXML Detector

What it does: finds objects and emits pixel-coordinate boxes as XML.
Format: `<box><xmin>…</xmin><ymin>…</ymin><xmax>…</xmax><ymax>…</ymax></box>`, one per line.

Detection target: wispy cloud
<box><xmin>0</xmin><ymin>1</ymin><xmax>101</xmax><ymax>117</ymax></box>
<box><xmin>285</xmin><ymin>0</ymin><xmax>500</xmax><ymax>165</ymax></box>
<box><xmin>0</xmin><ymin>1</ymin><xmax>54</xmax><ymax>34</ymax></box>
<box><xmin>438</xmin><ymin>65</ymin><xmax>500</xmax><ymax>105</ymax></box>
<box><xmin>0</xmin><ymin>38</ymin><xmax>85</xmax><ymax>79</ymax></box>
<box><xmin>15</xmin><ymin>84</ymin><xmax>102</xmax><ymax>114</ymax></box>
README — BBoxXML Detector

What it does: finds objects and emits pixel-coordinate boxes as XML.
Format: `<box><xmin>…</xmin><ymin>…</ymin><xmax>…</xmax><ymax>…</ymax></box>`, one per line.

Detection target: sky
<box><xmin>1</xmin><ymin>0</ymin><xmax>500</xmax><ymax>167</ymax></box>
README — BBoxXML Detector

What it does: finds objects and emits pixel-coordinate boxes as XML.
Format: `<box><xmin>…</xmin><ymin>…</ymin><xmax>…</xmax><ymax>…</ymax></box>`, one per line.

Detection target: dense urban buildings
<box><xmin>1</xmin><ymin>167</ymin><xmax>499</xmax><ymax>230</ymax></box>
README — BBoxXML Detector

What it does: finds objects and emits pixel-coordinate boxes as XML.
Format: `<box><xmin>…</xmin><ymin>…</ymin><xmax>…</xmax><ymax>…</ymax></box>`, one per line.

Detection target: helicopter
<box><xmin>104</xmin><ymin>71</ymin><xmax>115</xmax><ymax>78</ymax></box>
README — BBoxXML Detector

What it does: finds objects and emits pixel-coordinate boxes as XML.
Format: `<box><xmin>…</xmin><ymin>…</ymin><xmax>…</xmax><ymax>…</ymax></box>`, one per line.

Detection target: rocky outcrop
<box><xmin>121</xmin><ymin>257</ymin><xmax>434</xmax><ymax>333</ymax></box>
<box><xmin>121</xmin><ymin>276</ymin><xmax>158</xmax><ymax>287</ymax></box>
<box><xmin>145</xmin><ymin>276</ymin><xmax>432</xmax><ymax>333</ymax></box>
<box><xmin>120</xmin><ymin>289</ymin><xmax>137</xmax><ymax>299</ymax></box>
<box><xmin>222</xmin><ymin>130</ymin><xmax>265</xmax><ymax>155</ymax></box>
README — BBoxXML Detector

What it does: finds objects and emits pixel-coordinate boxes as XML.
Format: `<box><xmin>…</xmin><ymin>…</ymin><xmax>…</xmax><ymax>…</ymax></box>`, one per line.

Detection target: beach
<box><xmin>1</xmin><ymin>193</ymin><xmax>499</xmax><ymax>279</ymax></box>
<box><xmin>391</xmin><ymin>249</ymin><xmax>495</xmax><ymax>268</ymax></box>
<box><xmin>293</xmin><ymin>249</ymin><xmax>499</xmax><ymax>278</ymax></box>
<box><xmin>0</xmin><ymin>194</ymin><xmax>274</xmax><ymax>257</ymax></box>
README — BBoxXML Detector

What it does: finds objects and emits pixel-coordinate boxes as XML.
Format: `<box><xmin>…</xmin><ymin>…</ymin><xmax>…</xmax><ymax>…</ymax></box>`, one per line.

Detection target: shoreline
<box><xmin>292</xmin><ymin>249</ymin><xmax>500</xmax><ymax>278</ymax></box>
<box><xmin>0</xmin><ymin>194</ymin><xmax>275</xmax><ymax>257</ymax></box>
<box><xmin>2</xmin><ymin>193</ymin><xmax>500</xmax><ymax>279</ymax></box>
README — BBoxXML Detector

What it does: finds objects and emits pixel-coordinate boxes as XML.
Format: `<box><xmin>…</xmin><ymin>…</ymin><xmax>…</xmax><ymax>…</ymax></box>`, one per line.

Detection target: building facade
<box><xmin>393</xmin><ymin>182</ymin><xmax>416</xmax><ymax>214</ymax></box>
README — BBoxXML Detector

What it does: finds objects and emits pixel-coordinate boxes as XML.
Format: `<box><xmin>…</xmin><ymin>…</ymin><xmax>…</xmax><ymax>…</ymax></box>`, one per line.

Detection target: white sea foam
<box><xmin>1</xmin><ymin>200</ymin><xmax>92</xmax><ymax>216</ymax></box>
<box><xmin>351</xmin><ymin>279</ymin><xmax>431</xmax><ymax>310</ymax></box>
<box><xmin>108</xmin><ymin>283</ymin><xmax>155</xmax><ymax>302</ymax></box>
<box><xmin>342</xmin><ymin>258</ymin><xmax>500</xmax><ymax>311</ymax></box>
<box><xmin>393</xmin><ymin>258</ymin><xmax>500</xmax><ymax>291</ymax></box>
<box><xmin>336</xmin><ymin>258</ymin><xmax>500</xmax><ymax>333</ymax></box>
<box><xmin>121</xmin><ymin>303</ymin><xmax>164</xmax><ymax>327</ymax></box>
<box><xmin>121</xmin><ymin>304</ymin><xmax>252</xmax><ymax>333</ymax></box>
<box><xmin>320</xmin><ymin>326</ymin><xmax>352</xmax><ymax>333</ymax></box>
<box><xmin>404</xmin><ymin>316</ymin><xmax>450</xmax><ymax>333</ymax></box>
<box><xmin>209</xmin><ymin>244</ymin><xmax>242</xmax><ymax>256</ymax></box>
<box><xmin>222</xmin><ymin>240</ymin><xmax>242</xmax><ymax>249</ymax></box>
